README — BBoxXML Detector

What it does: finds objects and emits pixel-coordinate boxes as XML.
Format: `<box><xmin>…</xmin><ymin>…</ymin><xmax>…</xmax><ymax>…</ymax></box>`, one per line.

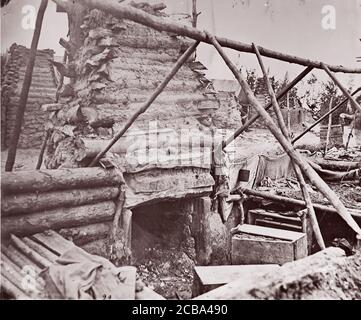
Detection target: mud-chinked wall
<box><xmin>44</xmin><ymin>8</ymin><xmax>242</xmax><ymax>169</ymax></box>
<box><xmin>1</xmin><ymin>44</ymin><xmax>57</xmax><ymax>149</ymax></box>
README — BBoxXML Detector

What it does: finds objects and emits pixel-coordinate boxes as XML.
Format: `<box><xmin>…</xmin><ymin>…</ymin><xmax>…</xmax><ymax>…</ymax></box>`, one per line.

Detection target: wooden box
<box><xmin>192</xmin><ymin>264</ymin><xmax>279</xmax><ymax>297</ymax></box>
<box><xmin>232</xmin><ymin>224</ymin><xmax>307</xmax><ymax>265</ymax></box>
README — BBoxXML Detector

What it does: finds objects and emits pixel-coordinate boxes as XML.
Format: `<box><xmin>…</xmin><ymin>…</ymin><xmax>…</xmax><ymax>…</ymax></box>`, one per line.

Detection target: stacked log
<box><xmin>1</xmin><ymin>44</ymin><xmax>57</xmax><ymax>148</ymax></box>
<box><xmin>1</xmin><ymin>168</ymin><xmax>122</xmax><ymax>247</ymax></box>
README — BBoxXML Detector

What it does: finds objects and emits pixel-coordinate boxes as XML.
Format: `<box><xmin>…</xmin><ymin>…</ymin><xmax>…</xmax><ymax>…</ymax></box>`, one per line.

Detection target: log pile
<box><xmin>0</xmin><ymin>230</ymin><xmax>164</xmax><ymax>300</ymax></box>
<box><xmin>1</xmin><ymin>44</ymin><xmax>57</xmax><ymax>148</ymax></box>
<box><xmin>1</xmin><ymin>168</ymin><xmax>122</xmax><ymax>248</ymax></box>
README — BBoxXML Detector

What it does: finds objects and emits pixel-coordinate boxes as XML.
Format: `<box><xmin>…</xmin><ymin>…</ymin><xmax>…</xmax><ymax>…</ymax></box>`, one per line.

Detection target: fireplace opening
<box><xmin>131</xmin><ymin>200</ymin><xmax>196</xmax><ymax>299</ymax></box>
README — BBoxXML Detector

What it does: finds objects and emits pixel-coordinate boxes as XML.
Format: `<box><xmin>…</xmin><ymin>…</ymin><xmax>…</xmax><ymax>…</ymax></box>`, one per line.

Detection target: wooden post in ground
<box><xmin>35</xmin><ymin>129</ymin><xmax>51</xmax><ymax>170</ymax></box>
<box><xmin>205</xmin><ymin>31</ymin><xmax>361</xmax><ymax>236</ymax></box>
<box><xmin>252</xmin><ymin>43</ymin><xmax>325</xmax><ymax>250</ymax></box>
<box><xmin>325</xmin><ymin>97</ymin><xmax>333</xmax><ymax>154</ymax></box>
<box><xmin>192</xmin><ymin>0</ymin><xmax>198</xmax><ymax>28</ymax></box>
<box><xmin>88</xmin><ymin>41</ymin><xmax>200</xmax><ymax>166</ymax></box>
<box><xmin>5</xmin><ymin>0</ymin><xmax>48</xmax><ymax>172</ymax></box>
<box><xmin>287</xmin><ymin>92</ymin><xmax>291</xmax><ymax>135</ymax></box>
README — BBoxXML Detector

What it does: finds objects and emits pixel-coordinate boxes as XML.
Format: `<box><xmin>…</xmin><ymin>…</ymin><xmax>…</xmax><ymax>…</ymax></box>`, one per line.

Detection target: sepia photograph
<box><xmin>0</xmin><ymin>0</ymin><xmax>360</xmax><ymax>307</ymax></box>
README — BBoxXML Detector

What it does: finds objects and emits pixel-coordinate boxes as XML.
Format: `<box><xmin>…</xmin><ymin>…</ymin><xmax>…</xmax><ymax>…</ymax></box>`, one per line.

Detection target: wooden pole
<box><xmin>77</xmin><ymin>0</ymin><xmax>361</xmax><ymax>74</ymax></box>
<box><xmin>35</xmin><ymin>129</ymin><xmax>51</xmax><ymax>170</ymax></box>
<box><xmin>287</xmin><ymin>92</ymin><xmax>291</xmax><ymax>135</ymax></box>
<box><xmin>206</xmin><ymin>31</ymin><xmax>361</xmax><ymax>236</ymax></box>
<box><xmin>220</xmin><ymin>66</ymin><xmax>313</xmax><ymax>150</ymax></box>
<box><xmin>325</xmin><ymin>97</ymin><xmax>333</xmax><ymax>154</ymax></box>
<box><xmin>252</xmin><ymin>43</ymin><xmax>325</xmax><ymax>250</ymax></box>
<box><xmin>240</xmin><ymin>188</ymin><xmax>361</xmax><ymax>218</ymax></box>
<box><xmin>88</xmin><ymin>41</ymin><xmax>199</xmax><ymax>166</ymax></box>
<box><xmin>192</xmin><ymin>0</ymin><xmax>198</xmax><ymax>28</ymax></box>
<box><xmin>292</xmin><ymin>87</ymin><xmax>361</xmax><ymax>144</ymax></box>
<box><xmin>5</xmin><ymin>0</ymin><xmax>48</xmax><ymax>172</ymax></box>
<box><xmin>321</xmin><ymin>63</ymin><xmax>361</xmax><ymax>113</ymax></box>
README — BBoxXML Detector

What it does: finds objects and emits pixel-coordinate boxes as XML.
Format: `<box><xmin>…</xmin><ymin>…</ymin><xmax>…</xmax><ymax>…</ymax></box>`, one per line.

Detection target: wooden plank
<box><xmin>32</xmin><ymin>230</ymin><xmax>74</xmax><ymax>255</ymax></box>
<box><xmin>1</xmin><ymin>257</ymin><xmax>26</xmax><ymax>290</ymax></box>
<box><xmin>22</xmin><ymin>237</ymin><xmax>58</xmax><ymax>263</ymax></box>
<box><xmin>232</xmin><ymin>237</ymin><xmax>295</xmax><ymax>265</ymax></box>
<box><xmin>0</xmin><ymin>273</ymin><xmax>30</xmax><ymax>300</ymax></box>
<box><xmin>294</xmin><ymin>234</ymin><xmax>308</xmax><ymax>260</ymax></box>
<box><xmin>236</xmin><ymin>224</ymin><xmax>305</xmax><ymax>242</ymax></box>
<box><xmin>194</xmin><ymin>264</ymin><xmax>279</xmax><ymax>286</ymax></box>
<box><xmin>10</xmin><ymin>235</ymin><xmax>52</xmax><ymax>268</ymax></box>
<box><xmin>1</xmin><ymin>245</ymin><xmax>41</xmax><ymax>273</ymax></box>
<box><xmin>135</xmin><ymin>286</ymin><xmax>165</xmax><ymax>300</ymax></box>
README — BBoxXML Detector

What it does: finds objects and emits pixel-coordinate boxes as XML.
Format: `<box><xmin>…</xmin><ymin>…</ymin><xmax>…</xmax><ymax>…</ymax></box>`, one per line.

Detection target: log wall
<box><xmin>1</xmin><ymin>166</ymin><xmax>215</xmax><ymax>255</ymax></box>
<box><xmin>1</xmin><ymin>168</ymin><xmax>122</xmax><ymax>249</ymax></box>
<box><xmin>44</xmin><ymin>9</ymin><xmax>242</xmax><ymax>169</ymax></box>
<box><xmin>1</xmin><ymin>44</ymin><xmax>57</xmax><ymax>149</ymax></box>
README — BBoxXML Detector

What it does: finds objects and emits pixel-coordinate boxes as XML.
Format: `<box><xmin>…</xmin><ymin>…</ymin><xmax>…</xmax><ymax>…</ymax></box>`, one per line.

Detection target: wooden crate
<box><xmin>232</xmin><ymin>224</ymin><xmax>307</xmax><ymax>265</ymax></box>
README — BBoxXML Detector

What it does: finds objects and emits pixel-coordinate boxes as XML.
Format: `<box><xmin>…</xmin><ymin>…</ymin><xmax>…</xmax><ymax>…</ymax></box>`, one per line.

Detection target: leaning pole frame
<box><xmin>60</xmin><ymin>0</ymin><xmax>361</xmax><ymax>236</ymax></box>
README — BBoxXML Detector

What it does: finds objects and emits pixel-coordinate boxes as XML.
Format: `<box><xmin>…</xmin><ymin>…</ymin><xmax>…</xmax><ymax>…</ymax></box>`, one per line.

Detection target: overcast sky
<box><xmin>1</xmin><ymin>0</ymin><xmax>360</xmax><ymax>87</ymax></box>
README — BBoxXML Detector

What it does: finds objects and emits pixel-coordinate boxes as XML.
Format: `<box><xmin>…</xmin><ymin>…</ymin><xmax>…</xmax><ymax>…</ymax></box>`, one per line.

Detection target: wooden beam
<box><xmin>88</xmin><ymin>41</ymin><xmax>199</xmax><ymax>166</ymax></box>
<box><xmin>206</xmin><ymin>31</ymin><xmax>361</xmax><ymax>236</ymax></box>
<box><xmin>252</xmin><ymin>43</ymin><xmax>325</xmax><ymax>250</ymax></box>
<box><xmin>1</xmin><ymin>168</ymin><xmax>123</xmax><ymax>194</ymax></box>
<box><xmin>241</xmin><ymin>188</ymin><xmax>361</xmax><ymax>219</ymax></box>
<box><xmin>5</xmin><ymin>0</ymin><xmax>49</xmax><ymax>172</ymax></box>
<box><xmin>77</xmin><ymin>0</ymin><xmax>361</xmax><ymax>74</ymax></box>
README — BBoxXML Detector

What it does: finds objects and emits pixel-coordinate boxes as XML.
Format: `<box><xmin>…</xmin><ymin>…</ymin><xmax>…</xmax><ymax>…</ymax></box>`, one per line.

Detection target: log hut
<box><xmin>1</xmin><ymin>0</ymin><xmax>361</xmax><ymax>300</ymax></box>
